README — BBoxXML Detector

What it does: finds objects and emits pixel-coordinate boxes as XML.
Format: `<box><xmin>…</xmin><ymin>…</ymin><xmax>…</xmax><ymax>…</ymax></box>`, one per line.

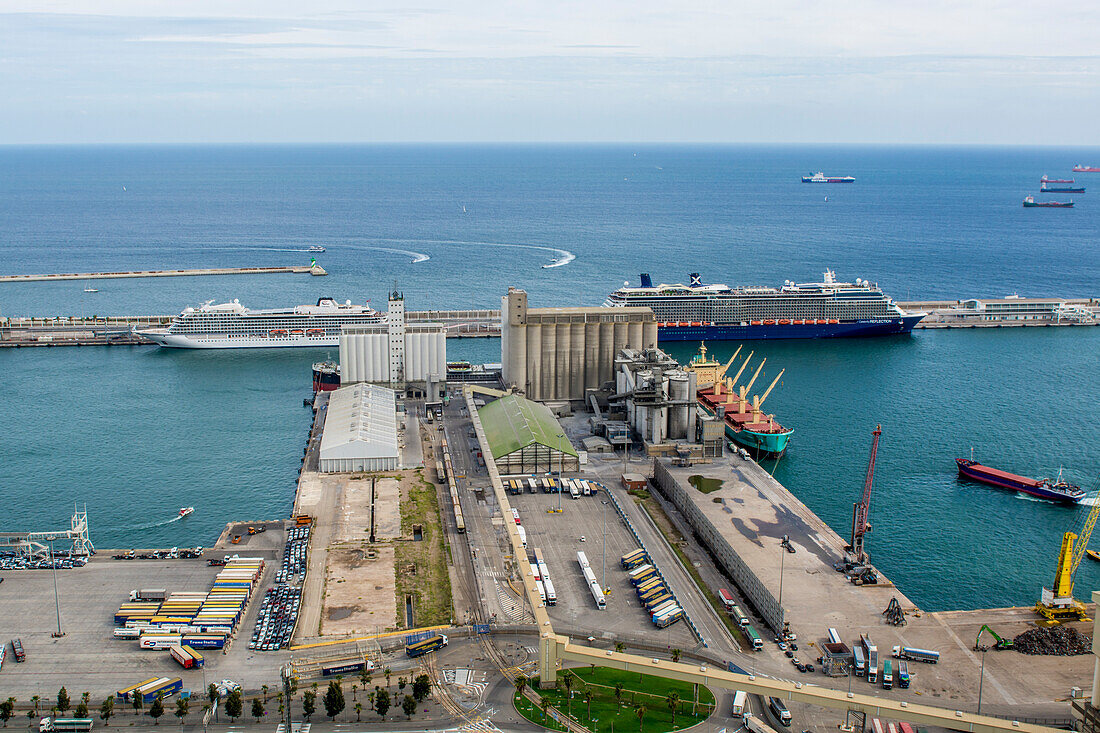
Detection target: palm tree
<box><xmin>561</xmin><ymin>674</ymin><xmax>573</xmax><ymax>717</ymax></box>
<box><xmin>671</xmin><ymin>648</ymin><xmax>682</xmax><ymax>663</ymax></box>
<box><xmin>613</xmin><ymin>683</ymin><xmax>624</xmax><ymax>707</ymax></box>
<box><xmin>384</xmin><ymin>668</ymin><xmax>392</xmax><ymax>690</ymax></box>
<box><xmin>614</xmin><ymin>641</ymin><xmax>625</xmax><ymax>653</ymax></box>
<box><xmin>29</xmin><ymin>698</ymin><xmax>40</xmax><ymax>716</ymax></box>
<box><xmin>354</xmin><ymin>703</ymin><xmax>362</xmax><ymax>722</ymax></box>
<box><xmin>261</xmin><ymin>685</ymin><xmax>269</xmax><ymax>703</ymax></box>
<box><xmin>636</xmin><ymin>703</ymin><xmax>647</xmax><ymax>730</ymax></box>
<box><xmin>583</xmin><ymin>691</ymin><xmax>593</xmax><ymax>720</ymax></box>
<box><xmin>513</xmin><ymin>676</ymin><xmax>527</xmax><ymax>698</ymax></box>
<box><xmin>540</xmin><ymin>696</ymin><xmax>550</xmax><ymax>721</ymax></box>
<box><xmin>350</xmin><ymin>685</ymin><xmax>358</xmax><ymax>702</ymax></box>
<box><xmin>666</xmin><ymin>692</ymin><xmax>680</xmax><ymax>726</ymax></box>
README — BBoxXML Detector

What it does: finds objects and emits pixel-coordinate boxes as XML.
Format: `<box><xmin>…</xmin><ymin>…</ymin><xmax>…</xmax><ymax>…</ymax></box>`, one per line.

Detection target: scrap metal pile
<box><xmin>1013</xmin><ymin>626</ymin><xmax>1092</xmax><ymax>655</ymax></box>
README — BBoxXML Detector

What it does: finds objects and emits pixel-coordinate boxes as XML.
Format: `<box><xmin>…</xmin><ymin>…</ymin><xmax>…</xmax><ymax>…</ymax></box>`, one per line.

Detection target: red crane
<box><xmin>849</xmin><ymin>424</ymin><xmax>882</xmax><ymax>565</ymax></box>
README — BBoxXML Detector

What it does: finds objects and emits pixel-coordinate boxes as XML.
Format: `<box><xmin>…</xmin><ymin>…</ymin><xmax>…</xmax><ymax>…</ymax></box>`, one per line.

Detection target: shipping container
<box><xmin>116</xmin><ymin>678</ymin><xmax>160</xmax><ymax>702</ymax></box>
<box><xmin>406</xmin><ymin>634</ymin><xmax>448</xmax><ymax>657</ymax></box>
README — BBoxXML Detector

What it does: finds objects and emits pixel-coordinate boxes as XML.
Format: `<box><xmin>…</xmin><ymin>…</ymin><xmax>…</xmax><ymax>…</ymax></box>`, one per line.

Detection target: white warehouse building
<box><xmin>318</xmin><ymin>383</ymin><xmax>400</xmax><ymax>473</ymax></box>
<box><xmin>339</xmin><ymin>290</ymin><xmax>446</xmax><ymax>390</ymax></box>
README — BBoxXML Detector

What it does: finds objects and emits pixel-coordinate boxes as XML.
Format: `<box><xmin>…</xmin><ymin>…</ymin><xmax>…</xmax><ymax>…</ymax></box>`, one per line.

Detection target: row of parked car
<box><xmin>249</xmin><ymin>585</ymin><xmax>302</xmax><ymax>651</ymax></box>
<box><xmin>0</xmin><ymin>553</ymin><xmax>88</xmax><ymax>571</ymax></box>
<box><xmin>274</xmin><ymin>526</ymin><xmax>310</xmax><ymax>584</ymax></box>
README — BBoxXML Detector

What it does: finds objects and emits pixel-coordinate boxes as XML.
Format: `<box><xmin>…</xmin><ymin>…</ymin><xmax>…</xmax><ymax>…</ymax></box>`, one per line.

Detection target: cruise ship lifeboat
<box><xmin>306</xmin><ymin>328</ymin><xmax>324</xmax><ymax>335</ymax></box>
<box><xmin>827</xmin><ymin>319</ymin><xmax>839</xmax><ymax>324</ymax></box>
<box><xmin>778</xmin><ymin>319</ymin><xmax>791</xmax><ymax>325</ymax></box>
<box><xmin>816</xmin><ymin>319</ymin><xmax>827</xmax><ymax>324</ymax></box>
<box><xmin>289</xmin><ymin>329</ymin><xmax>305</xmax><ymax>335</ymax></box>
<box><xmin>750</xmin><ymin>321</ymin><xmax>762</xmax><ymax>326</ymax></box>
<box><xmin>763</xmin><ymin>319</ymin><xmax>776</xmax><ymax>325</ymax></box>
<box><xmin>270</xmin><ymin>329</ymin><xmax>288</xmax><ymax>336</ymax></box>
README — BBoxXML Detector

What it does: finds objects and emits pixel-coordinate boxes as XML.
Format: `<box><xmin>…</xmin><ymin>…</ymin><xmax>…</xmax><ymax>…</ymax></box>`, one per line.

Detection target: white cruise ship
<box><xmin>137</xmin><ymin>297</ymin><xmax>383</xmax><ymax>349</ymax></box>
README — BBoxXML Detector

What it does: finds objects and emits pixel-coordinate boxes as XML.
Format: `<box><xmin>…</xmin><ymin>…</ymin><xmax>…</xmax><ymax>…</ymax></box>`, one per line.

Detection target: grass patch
<box><xmin>512</xmin><ymin>692</ymin><xmax>569</xmax><ymax>731</ymax></box>
<box><xmin>518</xmin><ymin>668</ymin><xmax>715</xmax><ymax>733</ymax></box>
<box><xmin>394</xmin><ymin>473</ymin><xmax>454</xmax><ymax>627</ymax></box>
<box><xmin>636</xmin><ymin>498</ymin><xmax>748</xmax><ymax>649</ymax></box>
<box><xmin>688</xmin><ymin>475</ymin><xmax>723</xmax><ymax>494</ymax></box>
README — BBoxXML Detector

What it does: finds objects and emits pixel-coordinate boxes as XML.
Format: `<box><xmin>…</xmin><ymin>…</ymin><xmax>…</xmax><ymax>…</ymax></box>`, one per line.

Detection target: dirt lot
<box><xmin>321</xmin><ymin>544</ymin><xmax>397</xmax><ymax>635</ymax></box>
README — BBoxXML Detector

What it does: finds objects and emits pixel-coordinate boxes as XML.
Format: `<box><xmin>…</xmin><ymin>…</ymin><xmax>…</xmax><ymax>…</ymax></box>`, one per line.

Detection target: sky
<box><xmin>2</xmin><ymin>1</ymin><xmax>1099</xmax><ymax>144</ymax></box>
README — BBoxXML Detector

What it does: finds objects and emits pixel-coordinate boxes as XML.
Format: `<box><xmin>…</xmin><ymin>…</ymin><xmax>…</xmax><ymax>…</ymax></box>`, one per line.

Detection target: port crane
<box><xmin>848</xmin><ymin>425</ymin><xmax>882</xmax><ymax>566</ymax></box>
<box><xmin>1036</xmin><ymin>478</ymin><xmax>1100</xmax><ymax>621</ymax></box>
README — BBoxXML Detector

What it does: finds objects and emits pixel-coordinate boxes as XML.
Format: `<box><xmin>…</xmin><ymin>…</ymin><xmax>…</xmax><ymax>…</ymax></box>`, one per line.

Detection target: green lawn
<box><xmin>514</xmin><ymin>667</ymin><xmax>715</xmax><ymax>733</ymax></box>
<box><xmin>688</xmin><ymin>474</ymin><xmax>724</xmax><ymax>493</ymax></box>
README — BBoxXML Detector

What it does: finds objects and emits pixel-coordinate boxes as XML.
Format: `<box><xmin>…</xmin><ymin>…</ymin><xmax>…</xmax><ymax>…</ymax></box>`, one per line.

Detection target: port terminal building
<box><xmin>500</xmin><ymin>287</ymin><xmax>657</xmax><ymax>403</ymax></box>
<box><xmin>477</xmin><ymin>393</ymin><xmax>579</xmax><ymax>474</ymax></box>
<box><xmin>318</xmin><ymin>383</ymin><xmax>400</xmax><ymax>473</ymax></box>
<box><xmin>339</xmin><ymin>290</ymin><xmax>446</xmax><ymax>394</ymax></box>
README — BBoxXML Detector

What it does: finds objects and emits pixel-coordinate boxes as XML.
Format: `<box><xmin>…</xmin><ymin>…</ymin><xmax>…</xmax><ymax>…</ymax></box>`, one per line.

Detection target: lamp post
<box><xmin>778</xmin><ymin>542</ymin><xmax>786</xmax><ymax>609</ymax></box>
<box><xmin>977</xmin><ymin>649</ymin><xmax>987</xmax><ymax>714</ymax></box>
<box><xmin>50</xmin><ymin>537</ymin><xmax>64</xmax><ymax>637</ymax></box>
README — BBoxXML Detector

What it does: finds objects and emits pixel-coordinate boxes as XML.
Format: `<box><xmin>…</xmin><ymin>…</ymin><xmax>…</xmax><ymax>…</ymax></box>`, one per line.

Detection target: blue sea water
<box><xmin>0</xmin><ymin>144</ymin><xmax>1098</xmax><ymax>612</ymax></box>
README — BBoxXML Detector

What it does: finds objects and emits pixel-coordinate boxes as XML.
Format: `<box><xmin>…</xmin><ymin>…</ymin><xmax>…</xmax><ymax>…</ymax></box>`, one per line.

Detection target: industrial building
<box><xmin>477</xmin><ymin>394</ymin><xmax>579</xmax><ymax>474</ymax></box>
<box><xmin>318</xmin><ymin>383</ymin><xmax>400</xmax><ymax>473</ymax></box>
<box><xmin>613</xmin><ymin>347</ymin><xmax>699</xmax><ymax>446</ymax></box>
<box><xmin>500</xmin><ymin>287</ymin><xmax>657</xmax><ymax>403</ymax></box>
<box><xmin>339</xmin><ymin>290</ymin><xmax>446</xmax><ymax>393</ymax></box>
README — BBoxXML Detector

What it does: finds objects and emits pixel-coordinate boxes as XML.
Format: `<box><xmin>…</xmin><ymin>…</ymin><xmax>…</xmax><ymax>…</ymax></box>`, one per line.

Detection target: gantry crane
<box><xmin>1036</xmin><ymin>479</ymin><xmax>1100</xmax><ymax>621</ymax></box>
<box><xmin>848</xmin><ymin>425</ymin><xmax>882</xmax><ymax>566</ymax></box>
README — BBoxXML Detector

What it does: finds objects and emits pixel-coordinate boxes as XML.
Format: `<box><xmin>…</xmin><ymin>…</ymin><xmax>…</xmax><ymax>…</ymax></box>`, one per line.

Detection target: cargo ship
<box><xmin>1040</xmin><ymin>184</ymin><xmax>1085</xmax><ymax>193</ymax></box>
<box><xmin>802</xmin><ymin>172</ymin><xmax>855</xmax><ymax>183</ymax></box>
<box><xmin>686</xmin><ymin>343</ymin><xmax>792</xmax><ymax>456</ymax></box>
<box><xmin>1023</xmin><ymin>196</ymin><xmax>1074</xmax><ymax>208</ymax></box>
<box><xmin>955</xmin><ymin>458</ymin><xmax>1084</xmax><ymax>504</ymax></box>
<box><xmin>1072</xmin><ymin>165</ymin><xmax>1100</xmax><ymax>173</ymax></box>
<box><xmin>604</xmin><ymin>270</ymin><xmax>924</xmax><ymax>341</ymax></box>
<box><xmin>312</xmin><ymin>361</ymin><xmax>341</xmax><ymax>392</ymax></box>
<box><xmin>1041</xmin><ymin>176</ymin><xmax>1075</xmax><ymax>184</ymax></box>
<box><xmin>137</xmin><ymin>297</ymin><xmax>383</xmax><ymax>348</ymax></box>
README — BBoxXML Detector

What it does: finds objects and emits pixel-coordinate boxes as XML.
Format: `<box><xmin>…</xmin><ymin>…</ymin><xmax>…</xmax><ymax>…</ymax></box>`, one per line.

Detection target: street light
<box><xmin>977</xmin><ymin>648</ymin><xmax>987</xmax><ymax>714</ymax></box>
<box><xmin>778</xmin><ymin>542</ymin><xmax>786</xmax><ymax>609</ymax></box>
<box><xmin>49</xmin><ymin>537</ymin><xmax>64</xmax><ymax>637</ymax></box>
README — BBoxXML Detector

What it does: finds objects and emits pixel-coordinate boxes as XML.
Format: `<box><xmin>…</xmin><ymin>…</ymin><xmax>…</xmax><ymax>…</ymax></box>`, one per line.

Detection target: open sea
<box><xmin>1</xmin><ymin>144</ymin><xmax>1098</xmax><ymax>612</ymax></box>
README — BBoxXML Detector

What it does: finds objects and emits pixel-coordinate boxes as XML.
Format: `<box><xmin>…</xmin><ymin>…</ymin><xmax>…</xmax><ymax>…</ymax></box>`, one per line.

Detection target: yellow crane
<box><xmin>1036</xmin><ymin>481</ymin><xmax>1100</xmax><ymax>621</ymax></box>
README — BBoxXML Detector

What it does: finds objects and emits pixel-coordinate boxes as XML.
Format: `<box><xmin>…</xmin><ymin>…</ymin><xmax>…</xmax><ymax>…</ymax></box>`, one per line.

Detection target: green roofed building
<box><xmin>477</xmin><ymin>394</ymin><xmax>579</xmax><ymax>474</ymax></box>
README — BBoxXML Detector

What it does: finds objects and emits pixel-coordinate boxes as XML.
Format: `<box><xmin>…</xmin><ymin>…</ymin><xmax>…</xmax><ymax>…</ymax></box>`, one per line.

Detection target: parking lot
<box><xmin>0</xmin><ymin>540</ymin><xmax>292</xmax><ymax>699</ymax></box>
<box><xmin>506</xmin><ymin>482</ymin><xmax>696</xmax><ymax>646</ymax></box>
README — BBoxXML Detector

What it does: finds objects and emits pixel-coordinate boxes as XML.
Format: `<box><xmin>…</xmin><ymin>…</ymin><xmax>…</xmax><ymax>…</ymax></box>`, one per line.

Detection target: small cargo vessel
<box><xmin>312</xmin><ymin>360</ymin><xmax>340</xmax><ymax>393</ymax></box>
<box><xmin>1088</xmin><ymin>550</ymin><xmax>1100</xmax><ymax>563</ymax></box>
<box><xmin>1041</xmin><ymin>184</ymin><xmax>1085</xmax><ymax>193</ymax></box>
<box><xmin>1023</xmin><ymin>196</ymin><xmax>1073</xmax><ymax>208</ymax></box>
<box><xmin>687</xmin><ymin>343</ymin><xmax>792</xmax><ymax>456</ymax></box>
<box><xmin>178</xmin><ymin>507</ymin><xmax>194</xmax><ymax>518</ymax></box>
<box><xmin>802</xmin><ymin>172</ymin><xmax>855</xmax><ymax>183</ymax></box>
<box><xmin>955</xmin><ymin>458</ymin><xmax>1084</xmax><ymax>503</ymax></box>
<box><xmin>1041</xmin><ymin>176</ymin><xmax>1075</xmax><ymax>184</ymax></box>
<box><xmin>1072</xmin><ymin>165</ymin><xmax>1100</xmax><ymax>173</ymax></box>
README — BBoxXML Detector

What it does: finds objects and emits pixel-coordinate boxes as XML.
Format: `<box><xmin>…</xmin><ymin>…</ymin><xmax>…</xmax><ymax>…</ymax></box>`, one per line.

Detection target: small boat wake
<box><xmin>1079</xmin><ymin>496</ymin><xmax>1100</xmax><ymax>507</ymax></box>
<box><xmin>130</xmin><ymin>515</ymin><xmax>184</xmax><ymax>531</ymax></box>
<box><xmin>358</xmin><ymin>246</ymin><xmax>431</xmax><ymax>263</ymax></box>
<box><xmin>376</xmin><ymin>238</ymin><xmax>575</xmax><ymax>269</ymax></box>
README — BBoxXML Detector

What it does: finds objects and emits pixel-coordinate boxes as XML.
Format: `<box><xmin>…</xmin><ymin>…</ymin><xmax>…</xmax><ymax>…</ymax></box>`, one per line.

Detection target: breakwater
<box><xmin>0</xmin><ymin>264</ymin><xmax>326</xmax><ymax>282</ymax></box>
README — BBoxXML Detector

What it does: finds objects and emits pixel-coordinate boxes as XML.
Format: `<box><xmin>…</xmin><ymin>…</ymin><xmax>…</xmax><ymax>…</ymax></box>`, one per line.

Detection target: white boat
<box><xmin>308</xmin><ymin>245</ymin><xmax>325</xmax><ymax>252</ymax></box>
<box><xmin>178</xmin><ymin>507</ymin><xmax>194</xmax><ymax>518</ymax></box>
<box><xmin>136</xmin><ymin>297</ymin><xmax>383</xmax><ymax>349</ymax></box>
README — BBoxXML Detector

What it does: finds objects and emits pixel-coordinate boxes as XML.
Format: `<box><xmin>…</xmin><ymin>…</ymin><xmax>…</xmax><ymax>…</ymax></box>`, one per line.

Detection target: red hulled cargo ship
<box><xmin>955</xmin><ymin>459</ymin><xmax>1084</xmax><ymax>504</ymax></box>
<box><xmin>312</xmin><ymin>361</ymin><xmax>340</xmax><ymax>393</ymax></box>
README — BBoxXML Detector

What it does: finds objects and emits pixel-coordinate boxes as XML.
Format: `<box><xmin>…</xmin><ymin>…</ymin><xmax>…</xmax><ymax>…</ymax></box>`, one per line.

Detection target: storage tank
<box><xmin>668</xmin><ymin>373</ymin><xmax>690</xmax><ymax>439</ymax></box>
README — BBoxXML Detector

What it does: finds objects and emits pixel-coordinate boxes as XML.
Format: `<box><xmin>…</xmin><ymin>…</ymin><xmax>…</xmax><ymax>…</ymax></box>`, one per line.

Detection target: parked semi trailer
<box><xmin>892</xmin><ymin>645</ymin><xmax>939</xmax><ymax>663</ymax></box>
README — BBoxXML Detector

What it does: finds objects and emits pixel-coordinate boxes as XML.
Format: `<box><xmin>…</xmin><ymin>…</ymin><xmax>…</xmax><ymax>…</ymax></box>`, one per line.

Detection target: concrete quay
<box><xmin>0</xmin><ymin>264</ymin><xmax>326</xmax><ymax>282</ymax></box>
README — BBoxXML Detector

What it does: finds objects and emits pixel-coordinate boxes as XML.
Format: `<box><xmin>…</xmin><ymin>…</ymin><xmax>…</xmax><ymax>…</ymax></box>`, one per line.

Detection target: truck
<box><xmin>128</xmin><ymin>589</ymin><xmax>167</xmax><ymax>602</ymax></box>
<box><xmin>39</xmin><ymin>719</ymin><xmax>94</xmax><ymax>733</ymax></box>
<box><xmin>827</xmin><ymin>628</ymin><xmax>842</xmax><ymax>645</ymax></box>
<box><xmin>731</xmin><ymin>690</ymin><xmax>748</xmax><ymax>717</ymax></box>
<box><xmin>630</xmin><ymin>567</ymin><xmax>657</xmax><ymax>587</ymax></box>
<box><xmin>861</xmin><ymin>634</ymin><xmax>879</xmax><ymax>683</ymax></box>
<box><xmin>745</xmin><ymin>624</ymin><xmax>764</xmax><ymax>650</ymax></box>
<box><xmin>892</xmin><ymin>645</ymin><xmax>940</xmax><ymax>664</ymax></box>
<box><xmin>620</xmin><ymin>549</ymin><xmax>648</xmax><ymax>570</ymax></box>
<box><xmin>517</xmin><ymin>526</ymin><xmax>527</xmax><ymax>549</ymax></box>
<box><xmin>406</xmin><ymin>634</ymin><xmax>448</xmax><ymax>658</ymax></box>
<box><xmin>649</xmin><ymin>600</ymin><xmax>680</xmax><ymax>619</ymax></box>
<box><xmin>138</xmin><ymin>678</ymin><xmax>183</xmax><ymax>703</ymax></box>
<box><xmin>897</xmin><ymin>660</ymin><xmax>910</xmax><ymax>688</ymax></box>
<box><xmin>169</xmin><ymin>645</ymin><xmax>204</xmax><ymax>669</ymax></box>
<box><xmin>852</xmin><ymin>645</ymin><xmax>866</xmax><ymax>676</ymax></box>
<box><xmin>731</xmin><ymin>605</ymin><xmax>750</xmax><ymax>628</ymax></box>
<box><xmin>767</xmin><ymin>697</ymin><xmax>792</xmax><ymax>727</ymax></box>
<box><xmin>717</xmin><ymin>588</ymin><xmax>737</xmax><ymax>611</ymax></box>
<box><xmin>882</xmin><ymin>659</ymin><xmax>893</xmax><ymax>689</ymax></box>
<box><xmin>746</xmin><ymin>714</ymin><xmax>781</xmax><ymax>733</ymax></box>
<box><xmin>10</xmin><ymin>638</ymin><xmax>25</xmax><ymax>662</ymax></box>
<box><xmin>653</xmin><ymin>606</ymin><xmax>683</xmax><ymax>628</ymax></box>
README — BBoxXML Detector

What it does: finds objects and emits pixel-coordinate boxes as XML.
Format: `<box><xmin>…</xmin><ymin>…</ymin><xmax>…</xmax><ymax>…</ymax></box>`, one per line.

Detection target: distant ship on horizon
<box><xmin>1072</xmin><ymin>165</ymin><xmax>1100</xmax><ymax>172</ymax></box>
<box><xmin>801</xmin><ymin>172</ymin><xmax>855</xmax><ymax>183</ymax></box>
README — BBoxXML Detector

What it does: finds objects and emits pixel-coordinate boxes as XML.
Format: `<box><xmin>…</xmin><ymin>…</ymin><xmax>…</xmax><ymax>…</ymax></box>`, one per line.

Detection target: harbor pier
<box><xmin>0</xmin><ymin>263</ymin><xmax>327</xmax><ymax>282</ymax></box>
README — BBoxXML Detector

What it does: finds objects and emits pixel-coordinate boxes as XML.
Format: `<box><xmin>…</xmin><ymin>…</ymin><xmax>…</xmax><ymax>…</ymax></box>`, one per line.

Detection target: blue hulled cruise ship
<box><xmin>603</xmin><ymin>270</ymin><xmax>925</xmax><ymax>341</ymax></box>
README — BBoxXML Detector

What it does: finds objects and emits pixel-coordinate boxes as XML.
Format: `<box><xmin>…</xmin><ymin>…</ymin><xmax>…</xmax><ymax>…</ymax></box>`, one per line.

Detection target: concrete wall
<box><xmin>319</xmin><ymin>455</ymin><xmax>398</xmax><ymax>473</ymax></box>
<box><xmin>651</xmin><ymin>459</ymin><xmax>785</xmax><ymax>633</ymax></box>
